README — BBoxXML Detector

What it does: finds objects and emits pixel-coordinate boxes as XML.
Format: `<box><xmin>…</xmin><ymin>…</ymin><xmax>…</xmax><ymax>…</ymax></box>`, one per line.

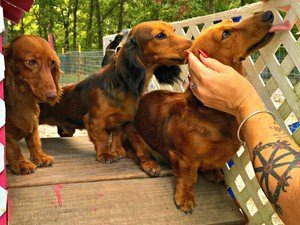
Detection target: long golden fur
<box><xmin>5</xmin><ymin>35</ymin><xmax>61</xmax><ymax>174</ymax></box>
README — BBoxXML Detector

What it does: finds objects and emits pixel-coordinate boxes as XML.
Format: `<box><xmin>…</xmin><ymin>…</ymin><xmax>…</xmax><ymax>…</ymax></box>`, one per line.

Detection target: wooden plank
<box><xmin>7</xmin><ymin>156</ymin><xmax>173</xmax><ymax>188</ymax></box>
<box><xmin>281</xmin><ymin>54</ymin><xmax>295</xmax><ymax>76</ymax></box>
<box><xmin>277</xmin><ymin>100</ymin><xmax>293</xmax><ymax>120</ymax></box>
<box><xmin>20</xmin><ymin>136</ymin><xmax>94</xmax><ymax>156</ymax></box>
<box><xmin>171</xmin><ymin>0</ymin><xmax>293</xmax><ymax>28</ymax></box>
<box><xmin>8</xmin><ymin>137</ymin><xmax>173</xmax><ymax>188</ymax></box>
<box><xmin>265</xmin><ymin>77</ymin><xmax>278</xmax><ymax>96</ymax></box>
<box><xmin>8</xmin><ymin>177</ymin><xmax>245</xmax><ymax>225</ymax></box>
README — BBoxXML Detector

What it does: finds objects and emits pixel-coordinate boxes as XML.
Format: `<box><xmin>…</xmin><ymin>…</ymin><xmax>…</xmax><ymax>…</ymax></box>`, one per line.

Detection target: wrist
<box><xmin>235</xmin><ymin>94</ymin><xmax>265</xmax><ymax>125</ymax></box>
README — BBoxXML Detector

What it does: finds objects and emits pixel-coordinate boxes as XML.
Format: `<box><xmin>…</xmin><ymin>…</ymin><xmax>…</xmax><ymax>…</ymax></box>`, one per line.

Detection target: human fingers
<box><xmin>198</xmin><ymin>50</ymin><xmax>233</xmax><ymax>73</ymax></box>
<box><xmin>188</xmin><ymin>52</ymin><xmax>214</xmax><ymax>79</ymax></box>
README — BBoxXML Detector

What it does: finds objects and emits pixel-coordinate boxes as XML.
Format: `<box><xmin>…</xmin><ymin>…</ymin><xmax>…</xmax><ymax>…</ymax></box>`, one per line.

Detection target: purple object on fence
<box><xmin>288</xmin><ymin>122</ymin><xmax>300</xmax><ymax>133</ymax></box>
<box><xmin>226</xmin><ymin>187</ymin><xmax>236</xmax><ymax>200</ymax></box>
<box><xmin>232</xmin><ymin>16</ymin><xmax>242</xmax><ymax>22</ymax></box>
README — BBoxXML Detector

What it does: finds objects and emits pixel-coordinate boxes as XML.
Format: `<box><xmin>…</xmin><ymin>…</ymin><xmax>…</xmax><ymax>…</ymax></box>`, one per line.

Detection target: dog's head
<box><xmin>190</xmin><ymin>11</ymin><xmax>277</xmax><ymax>73</ymax></box>
<box><xmin>129</xmin><ymin>21</ymin><xmax>192</xmax><ymax>67</ymax></box>
<box><xmin>113</xmin><ymin>21</ymin><xmax>192</xmax><ymax>96</ymax></box>
<box><xmin>4</xmin><ymin>35</ymin><xmax>61</xmax><ymax>104</ymax></box>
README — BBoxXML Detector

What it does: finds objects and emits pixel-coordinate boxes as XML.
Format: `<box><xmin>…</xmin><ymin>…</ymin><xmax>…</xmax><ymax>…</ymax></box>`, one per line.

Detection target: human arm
<box><xmin>188</xmin><ymin>52</ymin><xmax>300</xmax><ymax>225</ymax></box>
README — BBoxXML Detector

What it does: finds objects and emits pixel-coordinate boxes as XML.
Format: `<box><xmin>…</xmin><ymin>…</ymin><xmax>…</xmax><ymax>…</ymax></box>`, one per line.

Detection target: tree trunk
<box><xmin>95</xmin><ymin>0</ymin><xmax>103</xmax><ymax>49</ymax></box>
<box><xmin>209</xmin><ymin>0</ymin><xmax>215</xmax><ymax>14</ymax></box>
<box><xmin>86</xmin><ymin>0</ymin><xmax>95</xmax><ymax>49</ymax></box>
<box><xmin>73</xmin><ymin>0</ymin><xmax>79</xmax><ymax>50</ymax></box>
<box><xmin>117</xmin><ymin>0</ymin><xmax>125</xmax><ymax>32</ymax></box>
<box><xmin>49</xmin><ymin>0</ymin><xmax>54</xmax><ymax>34</ymax></box>
<box><xmin>62</xmin><ymin>2</ymin><xmax>72</xmax><ymax>50</ymax></box>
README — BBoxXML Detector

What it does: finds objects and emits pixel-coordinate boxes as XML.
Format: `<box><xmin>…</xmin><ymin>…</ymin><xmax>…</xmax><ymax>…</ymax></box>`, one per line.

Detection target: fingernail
<box><xmin>185</xmin><ymin>51</ymin><xmax>190</xmax><ymax>63</ymax></box>
<box><xmin>198</xmin><ymin>49</ymin><xmax>208</xmax><ymax>58</ymax></box>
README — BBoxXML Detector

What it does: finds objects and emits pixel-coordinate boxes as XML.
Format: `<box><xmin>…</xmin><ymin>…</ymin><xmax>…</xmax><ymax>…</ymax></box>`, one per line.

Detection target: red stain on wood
<box><xmin>53</xmin><ymin>184</ymin><xmax>64</xmax><ymax>206</ymax></box>
<box><xmin>98</xmin><ymin>192</ymin><xmax>104</xmax><ymax>198</ymax></box>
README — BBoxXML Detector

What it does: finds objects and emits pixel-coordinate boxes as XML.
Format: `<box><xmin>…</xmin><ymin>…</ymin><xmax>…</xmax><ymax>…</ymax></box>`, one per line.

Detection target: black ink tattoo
<box><xmin>253</xmin><ymin>140</ymin><xmax>300</xmax><ymax>214</ymax></box>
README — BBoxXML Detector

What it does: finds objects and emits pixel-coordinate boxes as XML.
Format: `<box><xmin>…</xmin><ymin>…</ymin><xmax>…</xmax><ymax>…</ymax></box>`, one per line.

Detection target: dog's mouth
<box><xmin>246</xmin><ymin>32</ymin><xmax>275</xmax><ymax>54</ymax></box>
<box><xmin>169</xmin><ymin>58</ymin><xmax>186</xmax><ymax>64</ymax></box>
<box><xmin>246</xmin><ymin>21</ymin><xmax>291</xmax><ymax>54</ymax></box>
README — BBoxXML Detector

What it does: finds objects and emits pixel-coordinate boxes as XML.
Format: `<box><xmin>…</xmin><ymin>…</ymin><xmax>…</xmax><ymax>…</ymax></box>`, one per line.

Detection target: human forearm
<box><xmin>238</xmin><ymin>99</ymin><xmax>300</xmax><ymax>225</ymax></box>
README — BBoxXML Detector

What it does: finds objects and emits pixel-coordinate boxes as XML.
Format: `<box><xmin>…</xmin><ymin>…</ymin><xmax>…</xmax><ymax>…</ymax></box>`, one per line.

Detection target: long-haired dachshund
<box><xmin>133</xmin><ymin>11</ymin><xmax>279</xmax><ymax>212</ymax></box>
<box><xmin>39</xmin><ymin>21</ymin><xmax>192</xmax><ymax>173</ymax></box>
<box><xmin>4</xmin><ymin>35</ymin><xmax>61</xmax><ymax>174</ymax></box>
<box><xmin>52</xmin><ymin>30</ymin><xmax>129</xmax><ymax>138</ymax></box>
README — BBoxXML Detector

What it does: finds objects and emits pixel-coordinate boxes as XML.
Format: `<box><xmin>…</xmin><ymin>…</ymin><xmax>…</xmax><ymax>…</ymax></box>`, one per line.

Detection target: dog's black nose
<box><xmin>262</xmin><ymin>11</ymin><xmax>274</xmax><ymax>23</ymax></box>
<box><xmin>45</xmin><ymin>91</ymin><xmax>57</xmax><ymax>100</ymax></box>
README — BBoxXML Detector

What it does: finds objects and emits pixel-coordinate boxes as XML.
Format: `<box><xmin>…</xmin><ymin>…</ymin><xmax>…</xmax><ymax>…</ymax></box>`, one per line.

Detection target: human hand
<box><xmin>187</xmin><ymin>51</ymin><xmax>264</xmax><ymax>122</ymax></box>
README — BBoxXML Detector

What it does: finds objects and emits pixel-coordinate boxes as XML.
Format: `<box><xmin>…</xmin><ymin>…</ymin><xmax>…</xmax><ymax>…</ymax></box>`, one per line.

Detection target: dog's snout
<box><xmin>262</xmin><ymin>11</ymin><xmax>274</xmax><ymax>23</ymax></box>
<box><xmin>45</xmin><ymin>91</ymin><xmax>57</xmax><ymax>100</ymax></box>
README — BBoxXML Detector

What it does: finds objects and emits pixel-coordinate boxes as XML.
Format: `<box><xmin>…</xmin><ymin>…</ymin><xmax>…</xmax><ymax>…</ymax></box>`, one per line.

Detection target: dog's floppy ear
<box><xmin>116</xmin><ymin>37</ymin><xmax>146</xmax><ymax>96</ymax></box>
<box><xmin>51</xmin><ymin>53</ymin><xmax>62</xmax><ymax>102</ymax></box>
<box><xmin>154</xmin><ymin>65</ymin><xmax>182</xmax><ymax>85</ymax></box>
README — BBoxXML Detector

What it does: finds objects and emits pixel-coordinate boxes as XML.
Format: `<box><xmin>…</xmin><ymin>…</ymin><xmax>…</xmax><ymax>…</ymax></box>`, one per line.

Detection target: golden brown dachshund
<box><xmin>133</xmin><ymin>11</ymin><xmax>278</xmax><ymax>212</ymax></box>
<box><xmin>4</xmin><ymin>35</ymin><xmax>61</xmax><ymax>174</ymax></box>
<box><xmin>39</xmin><ymin>21</ymin><xmax>192</xmax><ymax>174</ymax></box>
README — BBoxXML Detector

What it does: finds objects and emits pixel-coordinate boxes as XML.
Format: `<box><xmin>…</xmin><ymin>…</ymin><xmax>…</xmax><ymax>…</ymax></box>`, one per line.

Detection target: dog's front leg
<box><xmin>6</xmin><ymin>136</ymin><xmax>37</xmax><ymax>174</ymax></box>
<box><xmin>25</xmin><ymin>120</ymin><xmax>53</xmax><ymax>167</ymax></box>
<box><xmin>170</xmin><ymin>151</ymin><xmax>200</xmax><ymax>214</ymax></box>
<box><xmin>110</xmin><ymin>129</ymin><xmax>126</xmax><ymax>160</ymax></box>
<box><xmin>84</xmin><ymin>111</ymin><xmax>121</xmax><ymax>163</ymax></box>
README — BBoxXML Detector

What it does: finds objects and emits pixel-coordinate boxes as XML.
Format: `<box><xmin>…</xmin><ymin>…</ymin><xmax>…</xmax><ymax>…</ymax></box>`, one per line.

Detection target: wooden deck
<box><xmin>7</xmin><ymin>137</ymin><xmax>245</xmax><ymax>225</ymax></box>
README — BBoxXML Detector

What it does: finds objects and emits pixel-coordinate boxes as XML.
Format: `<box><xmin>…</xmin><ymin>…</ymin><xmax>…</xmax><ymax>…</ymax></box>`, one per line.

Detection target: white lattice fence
<box><xmin>103</xmin><ymin>0</ymin><xmax>299</xmax><ymax>224</ymax></box>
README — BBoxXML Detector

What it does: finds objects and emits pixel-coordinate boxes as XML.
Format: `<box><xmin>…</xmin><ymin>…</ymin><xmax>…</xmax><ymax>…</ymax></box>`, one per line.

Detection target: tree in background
<box><xmin>5</xmin><ymin>0</ymin><xmax>259</xmax><ymax>51</ymax></box>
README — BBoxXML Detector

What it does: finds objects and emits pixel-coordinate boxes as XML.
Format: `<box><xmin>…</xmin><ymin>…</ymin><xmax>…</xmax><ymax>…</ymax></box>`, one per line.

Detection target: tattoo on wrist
<box><xmin>269</xmin><ymin>122</ymin><xmax>289</xmax><ymax>139</ymax></box>
<box><xmin>253</xmin><ymin>140</ymin><xmax>300</xmax><ymax>214</ymax></box>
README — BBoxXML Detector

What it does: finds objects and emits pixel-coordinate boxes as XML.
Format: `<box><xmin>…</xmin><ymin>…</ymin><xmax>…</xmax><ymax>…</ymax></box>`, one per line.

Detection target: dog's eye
<box><xmin>155</xmin><ymin>33</ymin><xmax>166</xmax><ymax>40</ymax></box>
<box><xmin>27</xmin><ymin>59</ymin><xmax>37</xmax><ymax>66</ymax></box>
<box><xmin>51</xmin><ymin>61</ymin><xmax>56</xmax><ymax>68</ymax></box>
<box><xmin>222</xmin><ymin>30</ymin><xmax>232</xmax><ymax>40</ymax></box>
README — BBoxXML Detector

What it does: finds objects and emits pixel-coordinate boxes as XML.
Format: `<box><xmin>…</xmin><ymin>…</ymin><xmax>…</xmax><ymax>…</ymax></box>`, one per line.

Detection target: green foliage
<box><xmin>6</xmin><ymin>0</ymin><xmax>260</xmax><ymax>51</ymax></box>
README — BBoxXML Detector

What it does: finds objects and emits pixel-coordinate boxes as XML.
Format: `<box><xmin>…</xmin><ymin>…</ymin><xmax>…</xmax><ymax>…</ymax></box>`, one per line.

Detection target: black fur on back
<box><xmin>72</xmin><ymin>36</ymin><xmax>146</xmax><ymax>112</ymax></box>
<box><xmin>154</xmin><ymin>65</ymin><xmax>182</xmax><ymax>85</ymax></box>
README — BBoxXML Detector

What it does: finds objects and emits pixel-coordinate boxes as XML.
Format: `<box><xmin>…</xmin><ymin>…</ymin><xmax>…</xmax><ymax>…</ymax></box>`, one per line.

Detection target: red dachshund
<box><xmin>4</xmin><ymin>35</ymin><xmax>61</xmax><ymax>174</ymax></box>
<box><xmin>133</xmin><ymin>11</ymin><xmax>278</xmax><ymax>212</ymax></box>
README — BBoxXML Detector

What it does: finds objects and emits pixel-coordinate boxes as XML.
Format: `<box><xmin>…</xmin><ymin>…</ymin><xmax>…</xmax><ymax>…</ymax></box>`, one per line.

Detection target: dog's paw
<box><xmin>141</xmin><ymin>160</ymin><xmax>161</xmax><ymax>177</ymax></box>
<box><xmin>96</xmin><ymin>152</ymin><xmax>120</xmax><ymax>163</ymax></box>
<box><xmin>202</xmin><ymin>169</ymin><xmax>224</xmax><ymax>183</ymax></box>
<box><xmin>174</xmin><ymin>191</ymin><xmax>195</xmax><ymax>214</ymax></box>
<box><xmin>31</xmin><ymin>153</ymin><xmax>54</xmax><ymax>167</ymax></box>
<box><xmin>115</xmin><ymin>146</ymin><xmax>127</xmax><ymax>160</ymax></box>
<box><xmin>10</xmin><ymin>160</ymin><xmax>37</xmax><ymax>175</ymax></box>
